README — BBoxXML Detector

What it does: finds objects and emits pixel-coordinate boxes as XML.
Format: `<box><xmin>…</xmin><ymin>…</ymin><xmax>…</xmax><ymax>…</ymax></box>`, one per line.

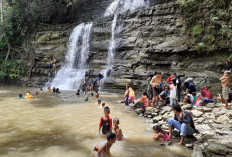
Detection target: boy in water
<box><xmin>99</xmin><ymin>107</ymin><xmax>112</xmax><ymax>135</ymax></box>
<box><xmin>97</xmin><ymin>100</ymin><xmax>102</xmax><ymax>106</ymax></box>
<box><xmin>220</xmin><ymin>71</ymin><xmax>230</xmax><ymax>108</ymax></box>
<box><xmin>94</xmin><ymin>132</ymin><xmax>116</xmax><ymax>157</ymax></box>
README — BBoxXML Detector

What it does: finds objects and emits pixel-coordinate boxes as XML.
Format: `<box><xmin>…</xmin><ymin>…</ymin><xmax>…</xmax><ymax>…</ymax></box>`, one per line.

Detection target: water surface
<box><xmin>0</xmin><ymin>86</ymin><xmax>191</xmax><ymax>157</ymax></box>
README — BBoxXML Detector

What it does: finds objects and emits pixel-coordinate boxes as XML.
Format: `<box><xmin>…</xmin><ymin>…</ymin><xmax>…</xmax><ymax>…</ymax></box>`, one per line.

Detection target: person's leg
<box><xmin>170</xmin><ymin>98</ymin><xmax>173</xmax><ymax>106</ymax></box>
<box><xmin>177</xmin><ymin>88</ymin><xmax>181</xmax><ymax>102</ymax></box>
<box><xmin>168</xmin><ymin>118</ymin><xmax>182</xmax><ymax>138</ymax></box>
<box><xmin>225</xmin><ymin>99</ymin><xmax>229</xmax><ymax>108</ymax></box>
<box><xmin>125</xmin><ymin>96</ymin><xmax>129</xmax><ymax>106</ymax></box>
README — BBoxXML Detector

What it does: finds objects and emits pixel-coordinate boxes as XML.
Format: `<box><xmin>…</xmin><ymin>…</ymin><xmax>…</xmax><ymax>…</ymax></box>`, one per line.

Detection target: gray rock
<box><xmin>207</xmin><ymin>143</ymin><xmax>228</xmax><ymax>155</ymax></box>
<box><xmin>191</xmin><ymin>110</ymin><xmax>203</xmax><ymax>118</ymax></box>
<box><xmin>215</xmin><ymin>115</ymin><xmax>229</xmax><ymax>124</ymax></box>
<box><xmin>191</xmin><ymin>145</ymin><xmax>204</xmax><ymax>157</ymax></box>
<box><xmin>153</xmin><ymin>116</ymin><xmax>163</xmax><ymax>123</ymax></box>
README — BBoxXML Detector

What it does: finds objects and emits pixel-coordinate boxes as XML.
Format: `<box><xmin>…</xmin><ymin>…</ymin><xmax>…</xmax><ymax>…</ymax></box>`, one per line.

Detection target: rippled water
<box><xmin>0</xmin><ymin>86</ymin><xmax>191</xmax><ymax>157</ymax></box>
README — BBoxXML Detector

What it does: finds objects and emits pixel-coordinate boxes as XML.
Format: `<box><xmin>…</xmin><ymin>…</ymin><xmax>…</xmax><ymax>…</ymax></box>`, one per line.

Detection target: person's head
<box><xmin>56</xmin><ymin>88</ymin><xmax>60</xmax><ymax>92</ymax></box>
<box><xmin>172</xmin><ymin>73</ymin><xmax>176</xmax><ymax>77</ymax></box>
<box><xmin>152</xmin><ymin>124</ymin><xmax>162</xmax><ymax>133</ymax></box>
<box><xmin>142</xmin><ymin>91</ymin><xmax>147</xmax><ymax>97</ymax></box>
<box><xmin>224</xmin><ymin>71</ymin><xmax>230</xmax><ymax>76</ymax></box>
<box><xmin>95</xmin><ymin>91</ymin><xmax>98</xmax><ymax>94</ymax></box>
<box><xmin>171</xmin><ymin>78</ymin><xmax>176</xmax><ymax>85</ymax></box>
<box><xmin>172</xmin><ymin>104</ymin><xmax>182</xmax><ymax>114</ymax></box>
<box><xmin>164</xmin><ymin>86</ymin><xmax>169</xmax><ymax>92</ymax></box>
<box><xmin>126</xmin><ymin>85</ymin><xmax>129</xmax><ymax>90</ymax></box>
<box><xmin>230</xmin><ymin>87</ymin><xmax>232</xmax><ymax>91</ymax></box>
<box><xmin>107</xmin><ymin>132</ymin><xmax>116</xmax><ymax>144</ymax></box>
<box><xmin>147</xmin><ymin>74</ymin><xmax>153</xmax><ymax>81</ymax></box>
<box><xmin>19</xmin><ymin>94</ymin><xmax>23</xmax><ymax>98</ymax></box>
<box><xmin>48</xmin><ymin>87</ymin><xmax>51</xmax><ymax>90</ymax></box>
<box><xmin>104</xmin><ymin>106</ymin><xmax>110</xmax><ymax>117</ymax></box>
<box><xmin>226</xmin><ymin>61</ymin><xmax>229</xmax><ymax>65</ymax></box>
<box><xmin>113</xmin><ymin>118</ymin><xmax>120</xmax><ymax>127</ymax></box>
<box><xmin>91</xmin><ymin>93</ymin><xmax>94</xmax><ymax>96</ymax></box>
<box><xmin>98</xmin><ymin>99</ymin><xmax>101</xmax><ymax>105</ymax></box>
<box><xmin>36</xmin><ymin>92</ymin><xmax>39</xmax><ymax>96</ymax></box>
<box><xmin>40</xmin><ymin>88</ymin><xmax>42</xmax><ymax>91</ymax></box>
<box><xmin>156</xmin><ymin>72</ymin><xmax>161</xmax><ymax>77</ymax></box>
<box><xmin>192</xmin><ymin>92</ymin><xmax>196</xmax><ymax>96</ymax></box>
<box><xmin>102</xmin><ymin>103</ymin><xmax>105</xmax><ymax>107</ymax></box>
<box><xmin>185</xmin><ymin>89</ymin><xmax>190</xmax><ymax>94</ymax></box>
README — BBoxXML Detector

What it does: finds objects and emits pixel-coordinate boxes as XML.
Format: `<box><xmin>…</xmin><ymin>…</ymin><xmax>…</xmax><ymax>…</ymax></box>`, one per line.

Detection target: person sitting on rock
<box><xmin>159</xmin><ymin>86</ymin><xmax>170</xmax><ymax>106</ymax></box>
<box><xmin>128</xmin><ymin>87</ymin><xmax>136</xmax><ymax>103</ymax></box>
<box><xmin>134</xmin><ymin>92</ymin><xmax>150</xmax><ymax>115</ymax></box>
<box><xmin>228</xmin><ymin>87</ymin><xmax>232</xmax><ymax>103</ymax></box>
<box><xmin>200</xmin><ymin>86</ymin><xmax>214</xmax><ymax>105</ymax></box>
<box><xmin>184</xmin><ymin>78</ymin><xmax>196</xmax><ymax>94</ymax></box>
<box><xmin>138</xmin><ymin>91</ymin><xmax>151</xmax><ymax>107</ymax></box>
<box><xmin>168</xmin><ymin>104</ymin><xmax>195</xmax><ymax>145</ymax></box>
<box><xmin>184</xmin><ymin>89</ymin><xmax>194</xmax><ymax>106</ymax></box>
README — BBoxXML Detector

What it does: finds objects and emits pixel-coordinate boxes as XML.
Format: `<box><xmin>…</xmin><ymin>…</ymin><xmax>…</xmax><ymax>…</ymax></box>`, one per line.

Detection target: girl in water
<box><xmin>113</xmin><ymin>118</ymin><xmax>124</xmax><ymax>141</ymax></box>
<box><xmin>152</xmin><ymin>124</ymin><xmax>170</xmax><ymax>141</ymax></box>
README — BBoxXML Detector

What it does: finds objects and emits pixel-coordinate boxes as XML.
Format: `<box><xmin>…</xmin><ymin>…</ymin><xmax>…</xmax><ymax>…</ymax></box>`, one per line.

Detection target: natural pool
<box><xmin>0</xmin><ymin>86</ymin><xmax>192</xmax><ymax>157</ymax></box>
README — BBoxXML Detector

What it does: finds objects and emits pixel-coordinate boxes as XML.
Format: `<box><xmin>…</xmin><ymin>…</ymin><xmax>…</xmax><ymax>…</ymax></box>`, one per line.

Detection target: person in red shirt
<box><xmin>166</xmin><ymin>73</ymin><xmax>176</xmax><ymax>86</ymax></box>
<box><xmin>99</xmin><ymin>107</ymin><xmax>112</xmax><ymax>135</ymax></box>
<box><xmin>139</xmin><ymin>92</ymin><xmax>151</xmax><ymax>107</ymax></box>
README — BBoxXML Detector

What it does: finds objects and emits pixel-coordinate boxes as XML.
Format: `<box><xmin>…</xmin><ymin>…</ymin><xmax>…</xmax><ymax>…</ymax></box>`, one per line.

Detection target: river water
<box><xmin>0</xmin><ymin>86</ymin><xmax>191</xmax><ymax>157</ymax></box>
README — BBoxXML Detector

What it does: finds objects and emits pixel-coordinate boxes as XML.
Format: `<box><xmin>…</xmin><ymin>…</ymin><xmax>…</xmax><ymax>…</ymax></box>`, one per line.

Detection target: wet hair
<box><xmin>40</xmin><ymin>88</ymin><xmax>42</xmax><ymax>91</ymax></box>
<box><xmin>113</xmin><ymin>118</ymin><xmax>120</xmax><ymax>124</ymax></box>
<box><xmin>192</xmin><ymin>92</ymin><xmax>196</xmax><ymax>96</ymax></box>
<box><xmin>126</xmin><ymin>85</ymin><xmax>130</xmax><ymax>89</ymax></box>
<box><xmin>172</xmin><ymin>104</ymin><xmax>182</xmax><ymax>112</ymax></box>
<box><xmin>91</xmin><ymin>93</ymin><xmax>94</xmax><ymax>96</ymax></box>
<box><xmin>95</xmin><ymin>91</ymin><xmax>98</xmax><ymax>93</ymax></box>
<box><xmin>142</xmin><ymin>91</ymin><xmax>147</xmax><ymax>96</ymax></box>
<box><xmin>153</xmin><ymin>124</ymin><xmax>164</xmax><ymax>133</ymax></box>
<box><xmin>102</xmin><ymin>103</ymin><xmax>105</xmax><ymax>106</ymax></box>
<box><xmin>98</xmin><ymin>99</ymin><xmax>101</xmax><ymax>102</ymax></box>
<box><xmin>156</xmin><ymin>72</ymin><xmax>161</xmax><ymax>75</ymax></box>
<box><xmin>104</xmin><ymin>106</ymin><xmax>110</xmax><ymax>113</ymax></box>
<box><xmin>19</xmin><ymin>94</ymin><xmax>23</xmax><ymax>97</ymax></box>
<box><xmin>107</xmin><ymin>132</ymin><xmax>116</xmax><ymax>141</ymax></box>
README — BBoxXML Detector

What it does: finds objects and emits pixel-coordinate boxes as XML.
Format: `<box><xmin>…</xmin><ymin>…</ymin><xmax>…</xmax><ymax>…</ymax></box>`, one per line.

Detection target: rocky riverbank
<box><xmin>128</xmin><ymin>103</ymin><xmax>232</xmax><ymax>157</ymax></box>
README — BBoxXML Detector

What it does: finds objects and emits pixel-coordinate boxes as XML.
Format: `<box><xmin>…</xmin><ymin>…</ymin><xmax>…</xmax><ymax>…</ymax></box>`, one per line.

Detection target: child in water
<box><xmin>99</xmin><ymin>107</ymin><xmax>112</xmax><ymax>135</ymax></box>
<box><xmin>94</xmin><ymin>132</ymin><xmax>116</xmax><ymax>157</ymax></box>
<box><xmin>152</xmin><ymin>124</ymin><xmax>170</xmax><ymax>141</ymax></box>
<box><xmin>39</xmin><ymin>88</ymin><xmax>43</xmax><ymax>93</ymax></box>
<box><xmin>47</xmin><ymin>87</ymin><xmax>52</xmax><ymax>93</ymax></box>
<box><xmin>95</xmin><ymin>91</ymin><xmax>99</xmax><ymax>99</ymax></box>
<box><xmin>113</xmin><ymin>118</ymin><xmax>124</xmax><ymax>141</ymax></box>
<box><xmin>102</xmin><ymin>103</ymin><xmax>105</xmax><ymax>108</ymax></box>
<box><xmin>97</xmin><ymin>100</ymin><xmax>102</xmax><ymax>106</ymax></box>
<box><xmin>76</xmin><ymin>89</ymin><xmax>80</xmax><ymax>95</ymax></box>
<box><xmin>19</xmin><ymin>94</ymin><xmax>24</xmax><ymax>99</ymax></box>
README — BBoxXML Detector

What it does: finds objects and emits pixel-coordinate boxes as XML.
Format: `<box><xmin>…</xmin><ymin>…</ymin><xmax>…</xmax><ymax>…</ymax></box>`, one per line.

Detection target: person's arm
<box><xmin>150</xmin><ymin>77</ymin><xmax>157</xmax><ymax>87</ymax></box>
<box><xmin>99</xmin><ymin>117</ymin><xmax>102</xmax><ymax>134</ymax></box>
<box><xmin>109</xmin><ymin>118</ymin><xmax>112</xmax><ymax>132</ymax></box>
<box><xmin>152</xmin><ymin>132</ymin><xmax>163</xmax><ymax>140</ymax></box>
<box><xmin>220</xmin><ymin>76</ymin><xmax>225</xmax><ymax>81</ymax></box>
<box><xmin>159</xmin><ymin>94</ymin><xmax>163</xmax><ymax>101</ymax></box>
<box><xmin>97</xmin><ymin>143</ymin><xmax>106</xmax><ymax>157</ymax></box>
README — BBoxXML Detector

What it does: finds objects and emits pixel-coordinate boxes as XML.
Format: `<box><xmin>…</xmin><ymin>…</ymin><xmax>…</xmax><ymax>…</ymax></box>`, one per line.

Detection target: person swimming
<box><xmin>25</xmin><ymin>92</ymin><xmax>33</xmax><ymax>99</ymax></box>
<box><xmin>94</xmin><ymin>133</ymin><xmax>116</xmax><ymax>157</ymax></box>
<box><xmin>47</xmin><ymin>87</ymin><xmax>52</xmax><ymax>93</ymax></box>
<box><xmin>19</xmin><ymin>94</ymin><xmax>24</xmax><ymax>99</ymax></box>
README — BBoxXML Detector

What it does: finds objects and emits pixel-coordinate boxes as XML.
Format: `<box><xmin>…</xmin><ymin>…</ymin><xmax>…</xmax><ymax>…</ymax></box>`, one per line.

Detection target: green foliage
<box><xmin>180</xmin><ymin>0</ymin><xmax>232</xmax><ymax>53</ymax></box>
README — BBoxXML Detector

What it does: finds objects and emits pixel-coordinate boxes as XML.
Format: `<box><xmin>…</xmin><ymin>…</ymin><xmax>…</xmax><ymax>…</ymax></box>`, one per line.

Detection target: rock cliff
<box><xmin>23</xmin><ymin>0</ymin><xmax>226</xmax><ymax>94</ymax></box>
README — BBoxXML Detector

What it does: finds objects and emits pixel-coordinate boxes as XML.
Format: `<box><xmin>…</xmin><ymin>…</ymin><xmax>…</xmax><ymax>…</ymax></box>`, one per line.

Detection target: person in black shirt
<box><xmin>168</xmin><ymin>105</ymin><xmax>195</xmax><ymax>145</ymax></box>
<box><xmin>223</xmin><ymin>61</ymin><xmax>231</xmax><ymax>72</ymax></box>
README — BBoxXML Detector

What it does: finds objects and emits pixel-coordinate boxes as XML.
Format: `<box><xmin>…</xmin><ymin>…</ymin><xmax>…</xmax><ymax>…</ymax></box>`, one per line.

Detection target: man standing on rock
<box><xmin>220</xmin><ymin>71</ymin><xmax>230</xmax><ymax>108</ymax></box>
<box><xmin>150</xmin><ymin>72</ymin><xmax>163</xmax><ymax>109</ymax></box>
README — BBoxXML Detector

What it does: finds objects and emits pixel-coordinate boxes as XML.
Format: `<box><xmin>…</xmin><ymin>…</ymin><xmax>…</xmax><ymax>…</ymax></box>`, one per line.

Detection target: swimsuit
<box><xmin>99</xmin><ymin>116</ymin><xmax>112</xmax><ymax>134</ymax></box>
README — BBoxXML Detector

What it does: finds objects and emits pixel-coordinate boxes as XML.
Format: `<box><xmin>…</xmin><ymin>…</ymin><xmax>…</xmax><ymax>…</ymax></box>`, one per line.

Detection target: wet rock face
<box><xmin>25</xmin><ymin>0</ymin><xmax>227</xmax><ymax>91</ymax></box>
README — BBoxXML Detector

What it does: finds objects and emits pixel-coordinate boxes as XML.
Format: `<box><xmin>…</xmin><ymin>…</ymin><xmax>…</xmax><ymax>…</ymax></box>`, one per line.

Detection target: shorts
<box><xmin>153</xmin><ymin>87</ymin><xmax>161</xmax><ymax>97</ymax></box>
<box><xmin>222</xmin><ymin>87</ymin><xmax>229</xmax><ymax>100</ymax></box>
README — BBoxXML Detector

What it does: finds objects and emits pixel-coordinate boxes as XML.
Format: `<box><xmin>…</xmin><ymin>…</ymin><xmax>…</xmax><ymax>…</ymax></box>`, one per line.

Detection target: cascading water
<box><xmin>100</xmin><ymin>0</ymin><xmax>147</xmax><ymax>81</ymax></box>
<box><xmin>48</xmin><ymin>22</ymin><xmax>92</xmax><ymax>90</ymax></box>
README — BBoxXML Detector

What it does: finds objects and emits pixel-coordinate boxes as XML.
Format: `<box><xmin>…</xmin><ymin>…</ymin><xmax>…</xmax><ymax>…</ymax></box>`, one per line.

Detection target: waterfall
<box><xmin>48</xmin><ymin>22</ymin><xmax>92</xmax><ymax>90</ymax></box>
<box><xmin>100</xmin><ymin>0</ymin><xmax>146</xmax><ymax>81</ymax></box>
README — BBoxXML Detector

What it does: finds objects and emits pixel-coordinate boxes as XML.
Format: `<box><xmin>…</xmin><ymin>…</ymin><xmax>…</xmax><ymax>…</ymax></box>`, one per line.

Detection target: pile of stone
<box><xmin>130</xmin><ymin>103</ymin><xmax>232</xmax><ymax>157</ymax></box>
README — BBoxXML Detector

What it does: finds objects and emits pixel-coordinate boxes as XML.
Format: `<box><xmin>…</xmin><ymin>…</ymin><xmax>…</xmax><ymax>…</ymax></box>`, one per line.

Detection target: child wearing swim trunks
<box><xmin>94</xmin><ymin>132</ymin><xmax>116</xmax><ymax>157</ymax></box>
<box><xmin>152</xmin><ymin>124</ymin><xmax>170</xmax><ymax>141</ymax></box>
<box><xmin>99</xmin><ymin>107</ymin><xmax>112</xmax><ymax>135</ymax></box>
<box><xmin>113</xmin><ymin>118</ymin><xmax>124</xmax><ymax>141</ymax></box>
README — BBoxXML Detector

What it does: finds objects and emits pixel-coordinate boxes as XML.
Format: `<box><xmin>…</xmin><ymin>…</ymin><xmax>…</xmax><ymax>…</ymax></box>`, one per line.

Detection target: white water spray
<box><xmin>48</xmin><ymin>22</ymin><xmax>92</xmax><ymax>90</ymax></box>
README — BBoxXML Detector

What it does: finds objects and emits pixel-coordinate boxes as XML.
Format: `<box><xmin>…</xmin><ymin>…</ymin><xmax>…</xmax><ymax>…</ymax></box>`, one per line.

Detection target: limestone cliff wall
<box><xmin>24</xmin><ymin>0</ymin><xmax>226</xmax><ymax>94</ymax></box>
